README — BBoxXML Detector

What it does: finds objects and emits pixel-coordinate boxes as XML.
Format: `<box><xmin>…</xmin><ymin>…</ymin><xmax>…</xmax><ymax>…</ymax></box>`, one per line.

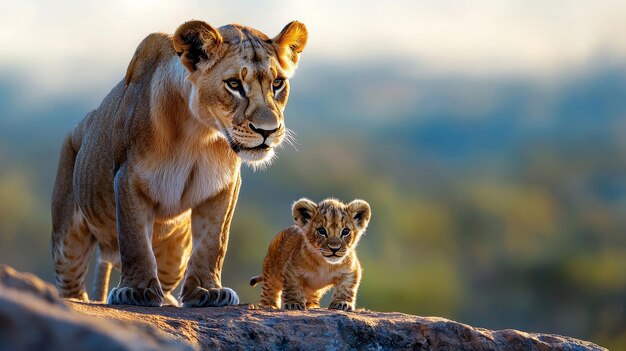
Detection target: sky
<box><xmin>0</xmin><ymin>0</ymin><xmax>625</xmax><ymax>100</ymax></box>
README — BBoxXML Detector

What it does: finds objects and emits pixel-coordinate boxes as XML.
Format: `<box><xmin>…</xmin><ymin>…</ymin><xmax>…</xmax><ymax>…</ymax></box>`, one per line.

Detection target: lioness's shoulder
<box><xmin>125</xmin><ymin>32</ymin><xmax>176</xmax><ymax>86</ymax></box>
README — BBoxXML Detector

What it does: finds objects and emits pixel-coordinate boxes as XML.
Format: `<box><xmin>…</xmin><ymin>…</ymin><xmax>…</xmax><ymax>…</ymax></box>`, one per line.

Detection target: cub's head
<box><xmin>172</xmin><ymin>20</ymin><xmax>307</xmax><ymax>166</ymax></box>
<box><xmin>292</xmin><ymin>198</ymin><xmax>372</xmax><ymax>264</ymax></box>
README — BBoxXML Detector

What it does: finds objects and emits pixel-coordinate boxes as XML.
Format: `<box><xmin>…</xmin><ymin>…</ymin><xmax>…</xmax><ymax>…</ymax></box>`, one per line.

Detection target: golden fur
<box><xmin>51</xmin><ymin>20</ymin><xmax>307</xmax><ymax>307</ymax></box>
<box><xmin>250</xmin><ymin>198</ymin><xmax>371</xmax><ymax>311</ymax></box>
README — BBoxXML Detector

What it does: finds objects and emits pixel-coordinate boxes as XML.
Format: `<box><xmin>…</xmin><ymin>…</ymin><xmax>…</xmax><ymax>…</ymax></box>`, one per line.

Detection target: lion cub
<box><xmin>250</xmin><ymin>198</ymin><xmax>371</xmax><ymax>311</ymax></box>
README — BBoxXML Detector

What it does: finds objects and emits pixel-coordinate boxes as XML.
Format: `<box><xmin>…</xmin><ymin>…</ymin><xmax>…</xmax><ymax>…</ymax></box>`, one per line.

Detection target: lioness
<box><xmin>51</xmin><ymin>20</ymin><xmax>307</xmax><ymax>307</ymax></box>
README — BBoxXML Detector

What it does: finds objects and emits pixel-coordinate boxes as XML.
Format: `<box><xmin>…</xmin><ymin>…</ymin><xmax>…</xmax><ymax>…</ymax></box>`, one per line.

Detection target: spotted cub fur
<box><xmin>250</xmin><ymin>198</ymin><xmax>371</xmax><ymax>311</ymax></box>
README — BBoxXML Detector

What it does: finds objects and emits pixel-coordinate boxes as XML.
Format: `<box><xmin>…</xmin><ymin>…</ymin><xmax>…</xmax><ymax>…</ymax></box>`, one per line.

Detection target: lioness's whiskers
<box><xmin>283</xmin><ymin>128</ymin><xmax>299</xmax><ymax>151</ymax></box>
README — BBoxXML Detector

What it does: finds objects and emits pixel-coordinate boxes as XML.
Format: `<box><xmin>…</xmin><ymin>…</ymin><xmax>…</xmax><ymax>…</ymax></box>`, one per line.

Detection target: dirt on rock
<box><xmin>69</xmin><ymin>300</ymin><xmax>605</xmax><ymax>351</ymax></box>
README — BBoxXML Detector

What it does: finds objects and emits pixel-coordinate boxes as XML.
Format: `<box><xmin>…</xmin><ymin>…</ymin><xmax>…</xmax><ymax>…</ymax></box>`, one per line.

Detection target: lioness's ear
<box><xmin>292</xmin><ymin>198</ymin><xmax>317</xmax><ymax>227</ymax></box>
<box><xmin>173</xmin><ymin>20</ymin><xmax>223</xmax><ymax>72</ymax></box>
<box><xmin>272</xmin><ymin>21</ymin><xmax>308</xmax><ymax>72</ymax></box>
<box><xmin>348</xmin><ymin>200</ymin><xmax>371</xmax><ymax>231</ymax></box>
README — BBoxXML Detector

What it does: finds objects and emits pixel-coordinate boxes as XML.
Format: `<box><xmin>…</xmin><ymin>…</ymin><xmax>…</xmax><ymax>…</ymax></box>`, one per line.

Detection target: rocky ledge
<box><xmin>0</xmin><ymin>265</ymin><xmax>606</xmax><ymax>351</ymax></box>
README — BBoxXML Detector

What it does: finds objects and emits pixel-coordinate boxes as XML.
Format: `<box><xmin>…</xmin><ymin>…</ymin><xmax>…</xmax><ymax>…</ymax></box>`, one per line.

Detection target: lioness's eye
<box><xmin>316</xmin><ymin>228</ymin><xmax>327</xmax><ymax>237</ymax></box>
<box><xmin>225</xmin><ymin>78</ymin><xmax>241</xmax><ymax>89</ymax></box>
<box><xmin>272</xmin><ymin>78</ymin><xmax>285</xmax><ymax>90</ymax></box>
<box><xmin>341</xmin><ymin>228</ymin><xmax>351</xmax><ymax>237</ymax></box>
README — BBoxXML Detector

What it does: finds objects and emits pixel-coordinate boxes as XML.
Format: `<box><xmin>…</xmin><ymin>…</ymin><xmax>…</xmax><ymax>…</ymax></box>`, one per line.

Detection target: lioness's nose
<box><xmin>249</xmin><ymin>123</ymin><xmax>279</xmax><ymax>139</ymax></box>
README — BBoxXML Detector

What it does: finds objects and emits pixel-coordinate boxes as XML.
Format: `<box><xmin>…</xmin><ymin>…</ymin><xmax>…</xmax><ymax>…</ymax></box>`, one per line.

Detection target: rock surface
<box><xmin>0</xmin><ymin>265</ymin><xmax>191</xmax><ymax>351</ymax></box>
<box><xmin>68</xmin><ymin>302</ymin><xmax>606</xmax><ymax>351</ymax></box>
<box><xmin>0</xmin><ymin>265</ymin><xmax>607</xmax><ymax>351</ymax></box>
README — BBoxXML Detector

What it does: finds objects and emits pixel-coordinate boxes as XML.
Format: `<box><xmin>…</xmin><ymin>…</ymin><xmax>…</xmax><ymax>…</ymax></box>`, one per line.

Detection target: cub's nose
<box><xmin>249</xmin><ymin>122</ymin><xmax>279</xmax><ymax>139</ymax></box>
<box><xmin>328</xmin><ymin>242</ymin><xmax>341</xmax><ymax>253</ymax></box>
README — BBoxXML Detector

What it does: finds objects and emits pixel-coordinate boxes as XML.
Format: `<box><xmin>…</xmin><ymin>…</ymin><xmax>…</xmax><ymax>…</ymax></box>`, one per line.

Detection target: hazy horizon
<box><xmin>2</xmin><ymin>0</ymin><xmax>626</xmax><ymax>101</ymax></box>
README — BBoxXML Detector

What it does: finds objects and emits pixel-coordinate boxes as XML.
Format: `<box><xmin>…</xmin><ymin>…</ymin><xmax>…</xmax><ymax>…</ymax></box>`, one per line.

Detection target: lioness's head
<box><xmin>292</xmin><ymin>198</ymin><xmax>371</xmax><ymax>264</ymax></box>
<box><xmin>172</xmin><ymin>20</ymin><xmax>307</xmax><ymax>166</ymax></box>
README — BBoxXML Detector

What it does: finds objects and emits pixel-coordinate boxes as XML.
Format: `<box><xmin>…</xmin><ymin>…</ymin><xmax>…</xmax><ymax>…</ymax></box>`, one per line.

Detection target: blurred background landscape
<box><xmin>0</xmin><ymin>1</ymin><xmax>624</xmax><ymax>349</ymax></box>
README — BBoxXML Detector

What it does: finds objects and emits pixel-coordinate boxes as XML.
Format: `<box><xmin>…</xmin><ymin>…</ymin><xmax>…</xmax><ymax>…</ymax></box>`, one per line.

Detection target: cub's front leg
<box><xmin>329</xmin><ymin>264</ymin><xmax>362</xmax><ymax>311</ymax></box>
<box><xmin>281</xmin><ymin>264</ymin><xmax>307</xmax><ymax>310</ymax></box>
<box><xmin>180</xmin><ymin>174</ymin><xmax>241</xmax><ymax>307</ymax></box>
<box><xmin>108</xmin><ymin>164</ymin><xmax>164</xmax><ymax>306</ymax></box>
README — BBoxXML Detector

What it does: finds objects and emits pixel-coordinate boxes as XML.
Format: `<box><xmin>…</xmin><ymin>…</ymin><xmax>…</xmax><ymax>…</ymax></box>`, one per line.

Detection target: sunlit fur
<box><xmin>51</xmin><ymin>20</ymin><xmax>307</xmax><ymax>307</ymax></box>
<box><xmin>178</xmin><ymin>22</ymin><xmax>308</xmax><ymax>166</ymax></box>
<box><xmin>250</xmin><ymin>198</ymin><xmax>371</xmax><ymax>311</ymax></box>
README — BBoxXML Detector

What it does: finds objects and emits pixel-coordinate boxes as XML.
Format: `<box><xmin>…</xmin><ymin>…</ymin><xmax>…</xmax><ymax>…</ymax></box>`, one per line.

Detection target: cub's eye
<box><xmin>225</xmin><ymin>78</ymin><xmax>242</xmax><ymax>90</ymax></box>
<box><xmin>316</xmin><ymin>228</ymin><xmax>327</xmax><ymax>237</ymax></box>
<box><xmin>341</xmin><ymin>228</ymin><xmax>351</xmax><ymax>237</ymax></box>
<box><xmin>272</xmin><ymin>78</ymin><xmax>285</xmax><ymax>91</ymax></box>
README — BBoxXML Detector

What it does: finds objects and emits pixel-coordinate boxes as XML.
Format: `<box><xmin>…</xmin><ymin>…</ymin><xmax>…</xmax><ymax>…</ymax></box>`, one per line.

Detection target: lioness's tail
<box><xmin>250</xmin><ymin>275</ymin><xmax>263</xmax><ymax>287</ymax></box>
<box><xmin>92</xmin><ymin>247</ymin><xmax>113</xmax><ymax>302</ymax></box>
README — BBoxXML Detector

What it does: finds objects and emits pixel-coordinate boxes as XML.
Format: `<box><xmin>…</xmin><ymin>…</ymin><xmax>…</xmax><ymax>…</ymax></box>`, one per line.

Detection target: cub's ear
<box><xmin>172</xmin><ymin>20</ymin><xmax>223</xmax><ymax>72</ymax></box>
<box><xmin>272</xmin><ymin>21</ymin><xmax>308</xmax><ymax>72</ymax></box>
<box><xmin>348</xmin><ymin>200</ymin><xmax>371</xmax><ymax>231</ymax></box>
<box><xmin>292</xmin><ymin>198</ymin><xmax>317</xmax><ymax>227</ymax></box>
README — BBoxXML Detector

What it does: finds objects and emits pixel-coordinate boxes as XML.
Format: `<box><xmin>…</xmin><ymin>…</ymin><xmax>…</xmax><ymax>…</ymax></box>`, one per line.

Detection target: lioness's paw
<box><xmin>107</xmin><ymin>285</ymin><xmax>164</xmax><ymax>307</ymax></box>
<box><xmin>283</xmin><ymin>302</ymin><xmax>305</xmax><ymax>310</ymax></box>
<box><xmin>329</xmin><ymin>301</ymin><xmax>354</xmax><ymax>311</ymax></box>
<box><xmin>181</xmin><ymin>287</ymin><xmax>239</xmax><ymax>307</ymax></box>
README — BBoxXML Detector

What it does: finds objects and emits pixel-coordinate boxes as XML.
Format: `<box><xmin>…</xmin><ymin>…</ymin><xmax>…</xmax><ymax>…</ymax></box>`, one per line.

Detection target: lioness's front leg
<box><xmin>181</xmin><ymin>173</ymin><xmax>241</xmax><ymax>307</ymax></box>
<box><xmin>108</xmin><ymin>164</ymin><xmax>164</xmax><ymax>306</ymax></box>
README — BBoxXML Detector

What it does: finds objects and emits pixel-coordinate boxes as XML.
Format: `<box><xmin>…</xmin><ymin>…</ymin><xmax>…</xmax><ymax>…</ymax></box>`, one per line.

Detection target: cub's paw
<box><xmin>329</xmin><ymin>300</ymin><xmax>354</xmax><ymax>311</ymax></box>
<box><xmin>181</xmin><ymin>287</ymin><xmax>239</xmax><ymax>307</ymax></box>
<box><xmin>283</xmin><ymin>302</ymin><xmax>305</xmax><ymax>310</ymax></box>
<box><xmin>107</xmin><ymin>279</ymin><xmax>164</xmax><ymax>307</ymax></box>
<box><xmin>258</xmin><ymin>301</ymin><xmax>280</xmax><ymax>309</ymax></box>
